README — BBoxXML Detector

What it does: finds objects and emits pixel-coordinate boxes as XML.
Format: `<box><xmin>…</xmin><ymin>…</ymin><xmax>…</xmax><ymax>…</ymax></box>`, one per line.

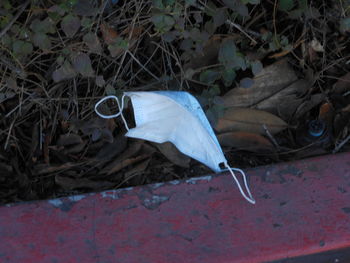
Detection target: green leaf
<box><xmin>235</xmin><ymin>53</ymin><xmax>247</xmax><ymax>70</ymax></box>
<box><xmin>1</xmin><ymin>33</ymin><xmax>12</xmax><ymax>48</ymax></box>
<box><xmin>48</xmin><ymin>5</ymin><xmax>66</xmax><ymax>16</ymax></box>
<box><xmin>222</xmin><ymin>68</ymin><xmax>236</xmax><ymax>87</ymax></box>
<box><xmin>163</xmin><ymin>0</ymin><xmax>175</xmax><ymax>6</ymax></box>
<box><xmin>61</xmin><ymin>14</ymin><xmax>81</xmax><ymax>37</ymax></box>
<box><xmin>81</xmin><ymin>17</ymin><xmax>93</xmax><ymax>28</ymax></box>
<box><xmin>279</xmin><ymin>0</ymin><xmax>294</xmax><ymax>11</ymax></box>
<box><xmin>213</xmin><ymin>8</ymin><xmax>227</xmax><ymax>27</ymax></box>
<box><xmin>30</xmin><ymin>17</ymin><xmax>56</xmax><ymax>34</ymax></box>
<box><xmin>340</xmin><ymin>17</ymin><xmax>350</xmax><ymax>33</ymax></box>
<box><xmin>73</xmin><ymin>0</ymin><xmax>98</xmax><ymax>16</ymax></box>
<box><xmin>12</xmin><ymin>40</ymin><xmax>33</xmax><ymax>56</ymax></box>
<box><xmin>2</xmin><ymin>0</ymin><xmax>11</xmax><ymax>10</ymax></box>
<box><xmin>52</xmin><ymin>61</ymin><xmax>77</xmax><ymax>82</ymax></box>
<box><xmin>105</xmin><ymin>84</ymin><xmax>116</xmax><ymax>95</ymax></box>
<box><xmin>185</xmin><ymin>0</ymin><xmax>196</xmax><ymax>6</ymax></box>
<box><xmin>251</xmin><ymin>60</ymin><xmax>263</xmax><ymax>75</ymax></box>
<box><xmin>19</xmin><ymin>28</ymin><xmax>31</xmax><ymax>39</ymax></box>
<box><xmin>199</xmin><ymin>70</ymin><xmax>220</xmax><ymax>85</ymax></box>
<box><xmin>151</xmin><ymin>14</ymin><xmax>175</xmax><ymax>32</ymax></box>
<box><xmin>236</xmin><ymin>3</ymin><xmax>249</xmax><ymax>17</ymax></box>
<box><xmin>32</xmin><ymin>32</ymin><xmax>52</xmax><ymax>50</ymax></box>
<box><xmin>248</xmin><ymin>0</ymin><xmax>260</xmax><ymax>4</ymax></box>
<box><xmin>83</xmin><ymin>33</ymin><xmax>102</xmax><ymax>54</ymax></box>
<box><xmin>218</xmin><ymin>38</ymin><xmax>237</xmax><ymax>68</ymax></box>
<box><xmin>72</xmin><ymin>53</ymin><xmax>95</xmax><ymax>77</ymax></box>
<box><xmin>153</xmin><ymin>0</ymin><xmax>164</xmax><ymax>9</ymax></box>
<box><xmin>209</xmin><ymin>85</ymin><xmax>221</xmax><ymax>96</ymax></box>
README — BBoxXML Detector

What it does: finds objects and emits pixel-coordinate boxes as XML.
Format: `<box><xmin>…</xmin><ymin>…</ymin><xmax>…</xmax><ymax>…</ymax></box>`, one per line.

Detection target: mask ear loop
<box><xmin>95</xmin><ymin>95</ymin><xmax>129</xmax><ymax>131</ymax></box>
<box><xmin>224</xmin><ymin>162</ymin><xmax>256</xmax><ymax>204</ymax></box>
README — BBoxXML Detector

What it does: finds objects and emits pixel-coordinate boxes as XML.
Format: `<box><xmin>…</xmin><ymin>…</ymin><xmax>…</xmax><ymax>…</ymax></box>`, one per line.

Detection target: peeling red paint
<box><xmin>0</xmin><ymin>153</ymin><xmax>350</xmax><ymax>263</ymax></box>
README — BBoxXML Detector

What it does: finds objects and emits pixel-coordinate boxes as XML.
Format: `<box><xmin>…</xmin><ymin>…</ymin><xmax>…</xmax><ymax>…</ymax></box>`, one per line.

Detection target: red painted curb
<box><xmin>1</xmin><ymin>153</ymin><xmax>350</xmax><ymax>263</ymax></box>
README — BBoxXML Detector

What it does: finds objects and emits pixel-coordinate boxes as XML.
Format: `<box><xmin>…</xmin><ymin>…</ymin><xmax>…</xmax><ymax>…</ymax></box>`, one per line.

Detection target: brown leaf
<box><xmin>333</xmin><ymin>72</ymin><xmax>350</xmax><ymax>94</ymax></box>
<box><xmin>255</xmin><ymin>79</ymin><xmax>310</xmax><ymax>119</ymax></box>
<box><xmin>63</xmin><ymin>141</ymin><xmax>87</xmax><ymax>155</ymax></box>
<box><xmin>102</xmin><ymin>142</ymin><xmax>155</xmax><ymax>175</ymax></box>
<box><xmin>215</xmin><ymin>108</ymin><xmax>288</xmax><ymax>135</ymax></box>
<box><xmin>95</xmin><ymin>135</ymin><xmax>127</xmax><ymax>161</ymax></box>
<box><xmin>295</xmin><ymin>94</ymin><xmax>325</xmax><ymax>119</ymax></box>
<box><xmin>100</xmin><ymin>141</ymin><xmax>142</xmax><ymax>174</ymax></box>
<box><xmin>57</xmin><ymin>134</ymin><xmax>83</xmax><ymax>146</ymax></box>
<box><xmin>120</xmin><ymin>25</ymin><xmax>144</xmax><ymax>39</ymax></box>
<box><xmin>100</xmin><ymin>23</ymin><xmax>118</xmax><ymax>45</ymax></box>
<box><xmin>155</xmin><ymin>142</ymin><xmax>190</xmax><ymax>168</ymax></box>
<box><xmin>319</xmin><ymin>102</ymin><xmax>334</xmax><ymax>126</ymax></box>
<box><xmin>218</xmin><ymin>132</ymin><xmax>275</xmax><ymax>152</ymax></box>
<box><xmin>55</xmin><ymin>175</ymin><xmax>114</xmax><ymax>191</ymax></box>
<box><xmin>33</xmin><ymin>162</ymin><xmax>85</xmax><ymax>175</ymax></box>
<box><xmin>125</xmin><ymin>158</ymin><xmax>150</xmax><ymax>177</ymax></box>
<box><xmin>223</xmin><ymin>59</ymin><xmax>298</xmax><ymax>108</ymax></box>
<box><xmin>43</xmin><ymin>132</ymin><xmax>51</xmax><ymax>164</ymax></box>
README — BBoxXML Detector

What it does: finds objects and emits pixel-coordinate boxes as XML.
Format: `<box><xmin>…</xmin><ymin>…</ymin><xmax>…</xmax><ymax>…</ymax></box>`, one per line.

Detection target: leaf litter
<box><xmin>0</xmin><ymin>0</ymin><xmax>350</xmax><ymax>204</ymax></box>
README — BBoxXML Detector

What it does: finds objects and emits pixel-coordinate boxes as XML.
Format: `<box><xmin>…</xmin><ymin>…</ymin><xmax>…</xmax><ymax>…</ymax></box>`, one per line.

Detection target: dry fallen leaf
<box><xmin>57</xmin><ymin>133</ymin><xmax>83</xmax><ymax>146</ymax></box>
<box><xmin>333</xmin><ymin>72</ymin><xmax>350</xmax><ymax>94</ymax></box>
<box><xmin>55</xmin><ymin>175</ymin><xmax>115</xmax><ymax>191</ymax></box>
<box><xmin>223</xmin><ymin>59</ymin><xmax>298</xmax><ymax>108</ymax></box>
<box><xmin>124</xmin><ymin>158</ymin><xmax>151</xmax><ymax>177</ymax></box>
<box><xmin>100</xmin><ymin>141</ymin><xmax>155</xmax><ymax>175</ymax></box>
<box><xmin>295</xmin><ymin>94</ymin><xmax>325</xmax><ymax>119</ymax></box>
<box><xmin>100</xmin><ymin>23</ymin><xmax>118</xmax><ymax>45</ymax></box>
<box><xmin>318</xmin><ymin>102</ymin><xmax>334</xmax><ymax>127</ymax></box>
<box><xmin>255</xmin><ymin>79</ymin><xmax>310</xmax><ymax>120</ymax></box>
<box><xmin>215</xmin><ymin>108</ymin><xmax>288</xmax><ymax>135</ymax></box>
<box><xmin>155</xmin><ymin>142</ymin><xmax>190</xmax><ymax>168</ymax></box>
<box><xmin>218</xmin><ymin>131</ymin><xmax>275</xmax><ymax>152</ymax></box>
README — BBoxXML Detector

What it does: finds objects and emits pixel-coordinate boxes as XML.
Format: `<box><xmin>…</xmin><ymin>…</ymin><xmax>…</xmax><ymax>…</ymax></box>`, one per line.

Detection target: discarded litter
<box><xmin>95</xmin><ymin>91</ymin><xmax>255</xmax><ymax>204</ymax></box>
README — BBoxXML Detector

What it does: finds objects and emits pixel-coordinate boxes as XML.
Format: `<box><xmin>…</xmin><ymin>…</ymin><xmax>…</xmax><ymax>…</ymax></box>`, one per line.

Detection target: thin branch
<box><xmin>0</xmin><ymin>0</ymin><xmax>31</xmax><ymax>39</ymax></box>
<box><xmin>333</xmin><ymin>134</ymin><xmax>350</xmax><ymax>154</ymax></box>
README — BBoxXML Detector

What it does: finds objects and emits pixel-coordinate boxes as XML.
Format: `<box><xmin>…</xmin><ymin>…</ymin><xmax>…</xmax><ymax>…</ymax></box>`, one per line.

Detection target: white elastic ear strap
<box><xmin>94</xmin><ymin>95</ymin><xmax>129</xmax><ymax>131</ymax></box>
<box><xmin>224</xmin><ymin>162</ymin><xmax>256</xmax><ymax>204</ymax></box>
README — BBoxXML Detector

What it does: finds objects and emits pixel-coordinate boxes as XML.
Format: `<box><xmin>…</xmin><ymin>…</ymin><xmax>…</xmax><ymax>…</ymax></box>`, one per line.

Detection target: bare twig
<box><xmin>127</xmin><ymin>50</ymin><xmax>160</xmax><ymax>81</ymax></box>
<box><xmin>333</xmin><ymin>134</ymin><xmax>350</xmax><ymax>154</ymax></box>
<box><xmin>263</xmin><ymin>124</ymin><xmax>280</xmax><ymax>149</ymax></box>
<box><xmin>225</xmin><ymin>20</ymin><xmax>258</xmax><ymax>44</ymax></box>
<box><xmin>197</xmin><ymin>0</ymin><xmax>259</xmax><ymax>44</ymax></box>
<box><xmin>0</xmin><ymin>0</ymin><xmax>31</xmax><ymax>39</ymax></box>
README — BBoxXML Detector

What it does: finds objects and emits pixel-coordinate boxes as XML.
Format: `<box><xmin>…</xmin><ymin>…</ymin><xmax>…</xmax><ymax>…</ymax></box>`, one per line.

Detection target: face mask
<box><xmin>95</xmin><ymin>91</ymin><xmax>255</xmax><ymax>204</ymax></box>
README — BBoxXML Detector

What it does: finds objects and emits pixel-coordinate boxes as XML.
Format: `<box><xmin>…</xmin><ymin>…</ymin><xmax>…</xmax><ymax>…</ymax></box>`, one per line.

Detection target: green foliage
<box><xmin>198</xmin><ymin>86</ymin><xmax>225</xmax><ymax>126</ymax></box>
<box><xmin>278</xmin><ymin>0</ymin><xmax>295</xmax><ymax>11</ymax></box>
<box><xmin>200</xmin><ymin>70</ymin><xmax>220</xmax><ymax>85</ymax></box>
<box><xmin>61</xmin><ymin>14</ymin><xmax>81</xmax><ymax>37</ymax></box>
<box><xmin>151</xmin><ymin>14</ymin><xmax>175</xmax><ymax>32</ymax></box>
<box><xmin>12</xmin><ymin>40</ymin><xmax>33</xmax><ymax>56</ymax></box>
<box><xmin>340</xmin><ymin>17</ymin><xmax>350</xmax><ymax>33</ymax></box>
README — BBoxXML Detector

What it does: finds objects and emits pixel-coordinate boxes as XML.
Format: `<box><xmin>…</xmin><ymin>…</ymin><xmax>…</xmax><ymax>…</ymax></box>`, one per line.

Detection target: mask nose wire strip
<box><xmin>94</xmin><ymin>95</ymin><xmax>129</xmax><ymax>131</ymax></box>
<box><xmin>224</xmin><ymin>162</ymin><xmax>256</xmax><ymax>204</ymax></box>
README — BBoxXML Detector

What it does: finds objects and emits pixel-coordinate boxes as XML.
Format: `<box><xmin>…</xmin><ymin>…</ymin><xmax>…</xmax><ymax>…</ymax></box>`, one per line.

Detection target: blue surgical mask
<box><xmin>95</xmin><ymin>91</ymin><xmax>255</xmax><ymax>204</ymax></box>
